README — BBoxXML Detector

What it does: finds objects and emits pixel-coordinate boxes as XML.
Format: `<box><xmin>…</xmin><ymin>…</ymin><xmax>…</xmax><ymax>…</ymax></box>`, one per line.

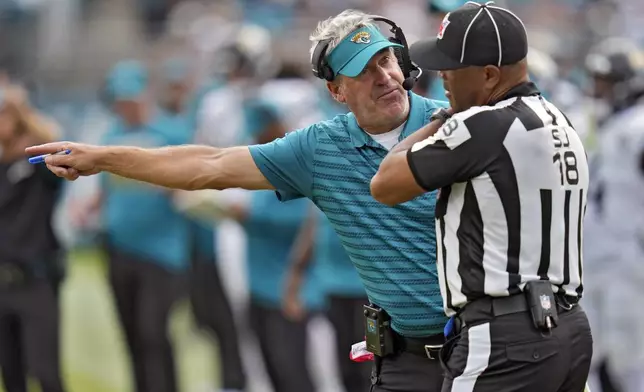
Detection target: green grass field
<box><xmin>3</xmin><ymin>248</ymin><xmax>220</xmax><ymax>392</ymax></box>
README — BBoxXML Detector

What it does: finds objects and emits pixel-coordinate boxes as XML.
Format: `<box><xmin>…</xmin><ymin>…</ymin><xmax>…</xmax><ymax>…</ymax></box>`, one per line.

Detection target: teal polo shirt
<box><xmin>249</xmin><ymin>92</ymin><xmax>449</xmax><ymax>337</ymax></box>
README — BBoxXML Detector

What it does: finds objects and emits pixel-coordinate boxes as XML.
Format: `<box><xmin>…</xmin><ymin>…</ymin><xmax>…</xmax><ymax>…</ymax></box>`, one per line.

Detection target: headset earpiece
<box><xmin>391</xmin><ymin>45</ymin><xmax>408</xmax><ymax>78</ymax></box>
<box><xmin>311</xmin><ymin>38</ymin><xmax>335</xmax><ymax>82</ymax></box>
<box><xmin>320</xmin><ymin>60</ymin><xmax>334</xmax><ymax>82</ymax></box>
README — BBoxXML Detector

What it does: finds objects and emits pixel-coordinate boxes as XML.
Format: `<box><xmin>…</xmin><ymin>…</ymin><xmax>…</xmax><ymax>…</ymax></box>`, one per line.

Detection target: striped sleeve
<box><xmin>248</xmin><ymin>125</ymin><xmax>317</xmax><ymax>201</ymax></box>
<box><xmin>407</xmin><ymin>111</ymin><xmax>499</xmax><ymax>191</ymax></box>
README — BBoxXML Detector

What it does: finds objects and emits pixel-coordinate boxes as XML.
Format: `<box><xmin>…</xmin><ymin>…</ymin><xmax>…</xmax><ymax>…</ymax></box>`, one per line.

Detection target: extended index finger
<box><xmin>25</xmin><ymin>141</ymin><xmax>71</xmax><ymax>156</ymax></box>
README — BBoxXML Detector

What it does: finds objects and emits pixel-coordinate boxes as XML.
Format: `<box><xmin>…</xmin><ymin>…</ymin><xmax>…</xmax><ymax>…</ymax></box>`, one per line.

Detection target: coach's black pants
<box><xmin>189</xmin><ymin>254</ymin><xmax>246</xmax><ymax>390</ymax></box>
<box><xmin>441</xmin><ymin>305</ymin><xmax>593</xmax><ymax>392</ymax></box>
<box><xmin>108</xmin><ymin>248</ymin><xmax>185</xmax><ymax>392</ymax></box>
<box><xmin>248</xmin><ymin>299</ymin><xmax>316</xmax><ymax>392</ymax></box>
<box><xmin>326</xmin><ymin>295</ymin><xmax>372</xmax><ymax>392</ymax></box>
<box><xmin>371</xmin><ymin>350</ymin><xmax>445</xmax><ymax>392</ymax></box>
<box><xmin>0</xmin><ymin>278</ymin><xmax>64</xmax><ymax>392</ymax></box>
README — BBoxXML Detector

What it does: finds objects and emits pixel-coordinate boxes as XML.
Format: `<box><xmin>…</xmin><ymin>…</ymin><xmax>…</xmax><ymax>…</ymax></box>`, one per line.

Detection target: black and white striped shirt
<box><xmin>407</xmin><ymin>82</ymin><xmax>589</xmax><ymax>316</ymax></box>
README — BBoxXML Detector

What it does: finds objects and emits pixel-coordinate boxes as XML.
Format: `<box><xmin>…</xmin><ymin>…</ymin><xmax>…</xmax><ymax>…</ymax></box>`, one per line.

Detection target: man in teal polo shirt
<box><xmin>28</xmin><ymin>10</ymin><xmax>450</xmax><ymax>391</ymax></box>
<box><xmin>98</xmin><ymin>60</ymin><xmax>190</xmax><ymax>392</ymax></box>
<box><xmin>283</xmin><ymin>206</ymin><xmax>372</xmax><ymax>392</ymax></box>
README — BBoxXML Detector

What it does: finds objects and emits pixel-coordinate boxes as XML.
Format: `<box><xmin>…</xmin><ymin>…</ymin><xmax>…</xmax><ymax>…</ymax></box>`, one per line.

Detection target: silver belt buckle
<box><xmin>424</xmin><ymin>344</ymin><xmax>442</xmax><ymax>360</ymax></box>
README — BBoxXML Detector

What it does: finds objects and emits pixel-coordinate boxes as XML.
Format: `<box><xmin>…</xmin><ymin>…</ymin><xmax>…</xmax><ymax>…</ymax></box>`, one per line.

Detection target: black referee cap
<box><xmin>411</xmin><ymin>1</ymin><xmax>528</xmax><ymax>70</ymax></box>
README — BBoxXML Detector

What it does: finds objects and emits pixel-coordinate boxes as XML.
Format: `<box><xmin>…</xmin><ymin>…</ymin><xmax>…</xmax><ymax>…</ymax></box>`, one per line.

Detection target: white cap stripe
<box><xmin>483</xmin><ymin>7</ymin><xmax>503</xmax><ymax>66</ymax></box>
<box><xmin>460</xmin><ymin>8</ymin><xmax>485</xmax><ymax>63</ymax></box>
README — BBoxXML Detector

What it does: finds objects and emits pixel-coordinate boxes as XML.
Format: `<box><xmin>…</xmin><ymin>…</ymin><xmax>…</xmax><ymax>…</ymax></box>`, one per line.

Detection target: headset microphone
<box><xmin>402</xmin><ymin>67</ymin><xmax>422</xmax><ymax>91</ymax></box>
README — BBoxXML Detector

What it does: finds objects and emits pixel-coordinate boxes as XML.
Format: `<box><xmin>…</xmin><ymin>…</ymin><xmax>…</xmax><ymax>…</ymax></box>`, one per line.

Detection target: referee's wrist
<box><xmin>430</xmin><ymin>108</ymin><xmax>452</xmax><ymax>123</ymax></box>
<box><xmin>429</xmin><ymin>108</ymin><xmax>452</xmax><ymax>122</ymax></box>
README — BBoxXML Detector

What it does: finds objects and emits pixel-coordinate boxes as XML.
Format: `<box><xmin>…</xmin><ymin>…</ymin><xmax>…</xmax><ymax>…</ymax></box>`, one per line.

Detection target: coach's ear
<box><xmin>326</xmin><ymin>80</ymin><xmax>346</xmax><ymax>104</ymax></box>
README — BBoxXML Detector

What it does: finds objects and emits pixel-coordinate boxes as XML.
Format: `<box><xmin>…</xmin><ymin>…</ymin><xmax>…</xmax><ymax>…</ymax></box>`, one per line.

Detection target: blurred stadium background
<box><xmin>1</xmin><ymin>0</ymin><xmax>643</xmax><ymax>391</ymax></box>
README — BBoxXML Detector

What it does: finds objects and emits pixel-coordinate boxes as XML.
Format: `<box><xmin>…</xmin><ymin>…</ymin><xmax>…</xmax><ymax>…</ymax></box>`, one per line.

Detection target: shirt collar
<box><xmin>489</xmin><ymin>81</ymin><xmax>541</xmax><ymax>106</ymax></box>
<box><xmin>347</xmin><ymin>91</ymin><xmax>426</xmax><ymax>149</ymax></box>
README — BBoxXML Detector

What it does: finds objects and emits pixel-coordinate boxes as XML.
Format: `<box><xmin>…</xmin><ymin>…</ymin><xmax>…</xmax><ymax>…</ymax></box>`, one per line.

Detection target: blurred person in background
<box><xmin>237</xmin><ymin>0</ymin><xmax>301</xmax><ymax>32</ymax></box>
<box><xmin>136</xmin><ymin>0</ymin><xmax>180</xmax><ymax>41</ymax></box>
<box><xmin>422</xmin><ymin>0</ymin><xmax>472</xmax><ymax>101</ymax></box>
<box><xmin>242</xmin><ymin>72</ymin><xmax>326</xmax><ymax>392</ymax></box>
<box><xmin>179</xmin><ymin>102</ymin><xmax>325</xmax><ymax>392</ymax></box>
<box><xmin>525</xmin><ymin>46</ymin><xmax>592</xmax><ymax>141</ymax></box>
<box><xmin>0</xmin><ymin>83</ymin><xmax>65</xmax><ymax>392</ymax></box>
<box><xmin>283</xmin><ymin>207</ymin><xmax>371</xmax><ymax>392</ymax></box>
<box><xmin>525</xmin><ymin>46</ymin><xmax>560</xmax><ymax>101</ymax></box>
<box><xmin>184</xmin><ymin>26</ymin><xmax>276</xmax><ymax>391</ymax></box>
<box><xmin>0</xmin><ymin>2</ymin><xmax>41</xmax><ymax>84</ymax></box>
<box><xmin>156</xmin><ymin>57</ymin><xmax>194</xmax><ymax>120</ymax></box>
<box><xmin>258</xmin><ymin>61</ymin><xmax>375</xmax><ymax>392</ymax></box>
<box><xmin>183</xmin><ymin>25</ymin><xmax>279</xmax><ymax>392</ymax></box>
<box><xmin>410</xmin><ymin>70</ymin><xmax>435</xmax><ymax>98</ymax></box>
<box><xmin>158</xmin><ymin>56</ymin><xmax>248</xmax><ymax>392</ymax></box>
<box><xmin>255</xmin><ymin>60</ymin><xmax>327</xmax><ymax>129</ymax></box>
<box><xmin>582</xmin><ymin>37</ymin><xmax>644</xmax><ymax>392</ymax></box>
<box><xmin>82</xmin><ymin>60</ymin><xmax>191</xmax><ymax>392</ymax></box>
<box><xmin>427</xmin><ymin>0</ymin><xmax>471</xmax><ymax>16</ymax></box>
<box><xmin>193</xmin><ymin>23</ymin><xmax>275</xmax><ymax>148</ymax></box>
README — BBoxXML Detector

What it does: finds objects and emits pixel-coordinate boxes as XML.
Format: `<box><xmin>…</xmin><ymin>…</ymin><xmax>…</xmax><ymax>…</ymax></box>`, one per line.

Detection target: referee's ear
<box><xmin>483</xmin><ymin>65</ymin><xmax>502</xmax><ymax>91</ymax></box>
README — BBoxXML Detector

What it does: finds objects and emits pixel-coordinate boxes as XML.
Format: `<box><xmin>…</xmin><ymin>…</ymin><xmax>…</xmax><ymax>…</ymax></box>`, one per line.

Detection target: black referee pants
<box><xmin>188</xmin><ymin>254</ymin><xmax>246</xmax><ymax>390</ymax></box>
<box><xmin>107</xmin><ymin>248</ymin><xmax>186</xmax><ymax>392</ymax></box>
<box><xmin>441</xmin><ymin>304</ymin><xmax>593</xmax><ymax>392</ymax></box>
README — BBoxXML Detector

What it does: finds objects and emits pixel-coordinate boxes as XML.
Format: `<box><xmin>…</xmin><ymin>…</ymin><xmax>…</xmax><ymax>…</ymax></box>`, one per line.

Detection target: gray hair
<box><xmin>309</xmin><ymin>9</ymin><xmax>378</xmax><ymax>61</ymax></box>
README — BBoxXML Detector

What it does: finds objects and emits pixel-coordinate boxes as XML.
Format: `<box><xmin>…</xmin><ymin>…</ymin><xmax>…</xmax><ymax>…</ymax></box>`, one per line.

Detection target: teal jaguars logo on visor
<box><xmin>327</xmin><ymin>25</ymin><xmax>403</xmax><ymax>78</ymax></box>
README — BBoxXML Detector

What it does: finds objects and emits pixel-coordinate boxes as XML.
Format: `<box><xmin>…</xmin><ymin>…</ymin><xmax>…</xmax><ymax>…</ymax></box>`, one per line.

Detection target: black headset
<box><xmin>310</xmin><ymin>16</ymin><xmax>422</xmax><ymax>91</ymax></box>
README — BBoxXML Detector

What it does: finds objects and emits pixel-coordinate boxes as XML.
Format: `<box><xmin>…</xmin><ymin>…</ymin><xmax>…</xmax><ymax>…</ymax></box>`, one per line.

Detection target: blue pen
<box><xmin>28</xmin><ymin>149</ymin><xmax>71</xmax><ymax>165</ymax></box>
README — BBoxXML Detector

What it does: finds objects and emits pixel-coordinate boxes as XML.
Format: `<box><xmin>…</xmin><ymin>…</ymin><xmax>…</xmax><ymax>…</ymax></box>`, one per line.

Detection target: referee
<box><xmin>371</xmin><ymin>2</ymin><xmax>593</xmax><ymax>391</ymax></box>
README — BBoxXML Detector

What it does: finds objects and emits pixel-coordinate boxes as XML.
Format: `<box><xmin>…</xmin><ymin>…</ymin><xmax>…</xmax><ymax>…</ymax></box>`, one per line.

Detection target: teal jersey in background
<box><xmin>100</xmin><ymin>116</ymin><xmax>191</xmax><ymax>271</ymax></box>
<box><xmin>153</xmin><ymin>107</ymin><xmax>193</xmax><ymax>145</ymax></box>
<box><xmin>154</xmin><ymin>107</ymin><xmax>219</xmax><ymax>260</ymax></box>
<box><xmin>244</xmin><ymin>191</ymin><xmax>325</xmax><ymax>311</ymax></box>
<box><xmin>314</xmin><ymin>209</ymin><xmax>366</xmax><ymax>297</ymax></box>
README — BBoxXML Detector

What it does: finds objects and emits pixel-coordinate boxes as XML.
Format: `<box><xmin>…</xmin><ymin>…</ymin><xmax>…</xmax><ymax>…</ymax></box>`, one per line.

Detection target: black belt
<box><xmin>458</xmin><ymin>293</ymin><xmax>579</xmax><ymax>326</ymax></box>
<box><xmin>392</xmin><ymin>331</ymin><xmax>445</xmax><ymax>360</ymax></box>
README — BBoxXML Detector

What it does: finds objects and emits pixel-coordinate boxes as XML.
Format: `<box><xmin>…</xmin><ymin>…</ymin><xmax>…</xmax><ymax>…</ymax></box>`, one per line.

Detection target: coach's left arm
<box><xmin>371</xmin><ymin>113</ymin><xmax>490</xmax><ymax>205</ymax></box>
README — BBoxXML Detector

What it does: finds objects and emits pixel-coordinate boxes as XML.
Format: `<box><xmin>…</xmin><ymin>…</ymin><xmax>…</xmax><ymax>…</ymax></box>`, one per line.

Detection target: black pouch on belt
<box><xmin>363</xmin><ymin>304</ymin><xmax>395</xmax><ymax>357</ymax></box>
<box><xmin>524</xmin><ymin>281</ymin><xmax>558</xmax><ymax>331</ymax></box>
